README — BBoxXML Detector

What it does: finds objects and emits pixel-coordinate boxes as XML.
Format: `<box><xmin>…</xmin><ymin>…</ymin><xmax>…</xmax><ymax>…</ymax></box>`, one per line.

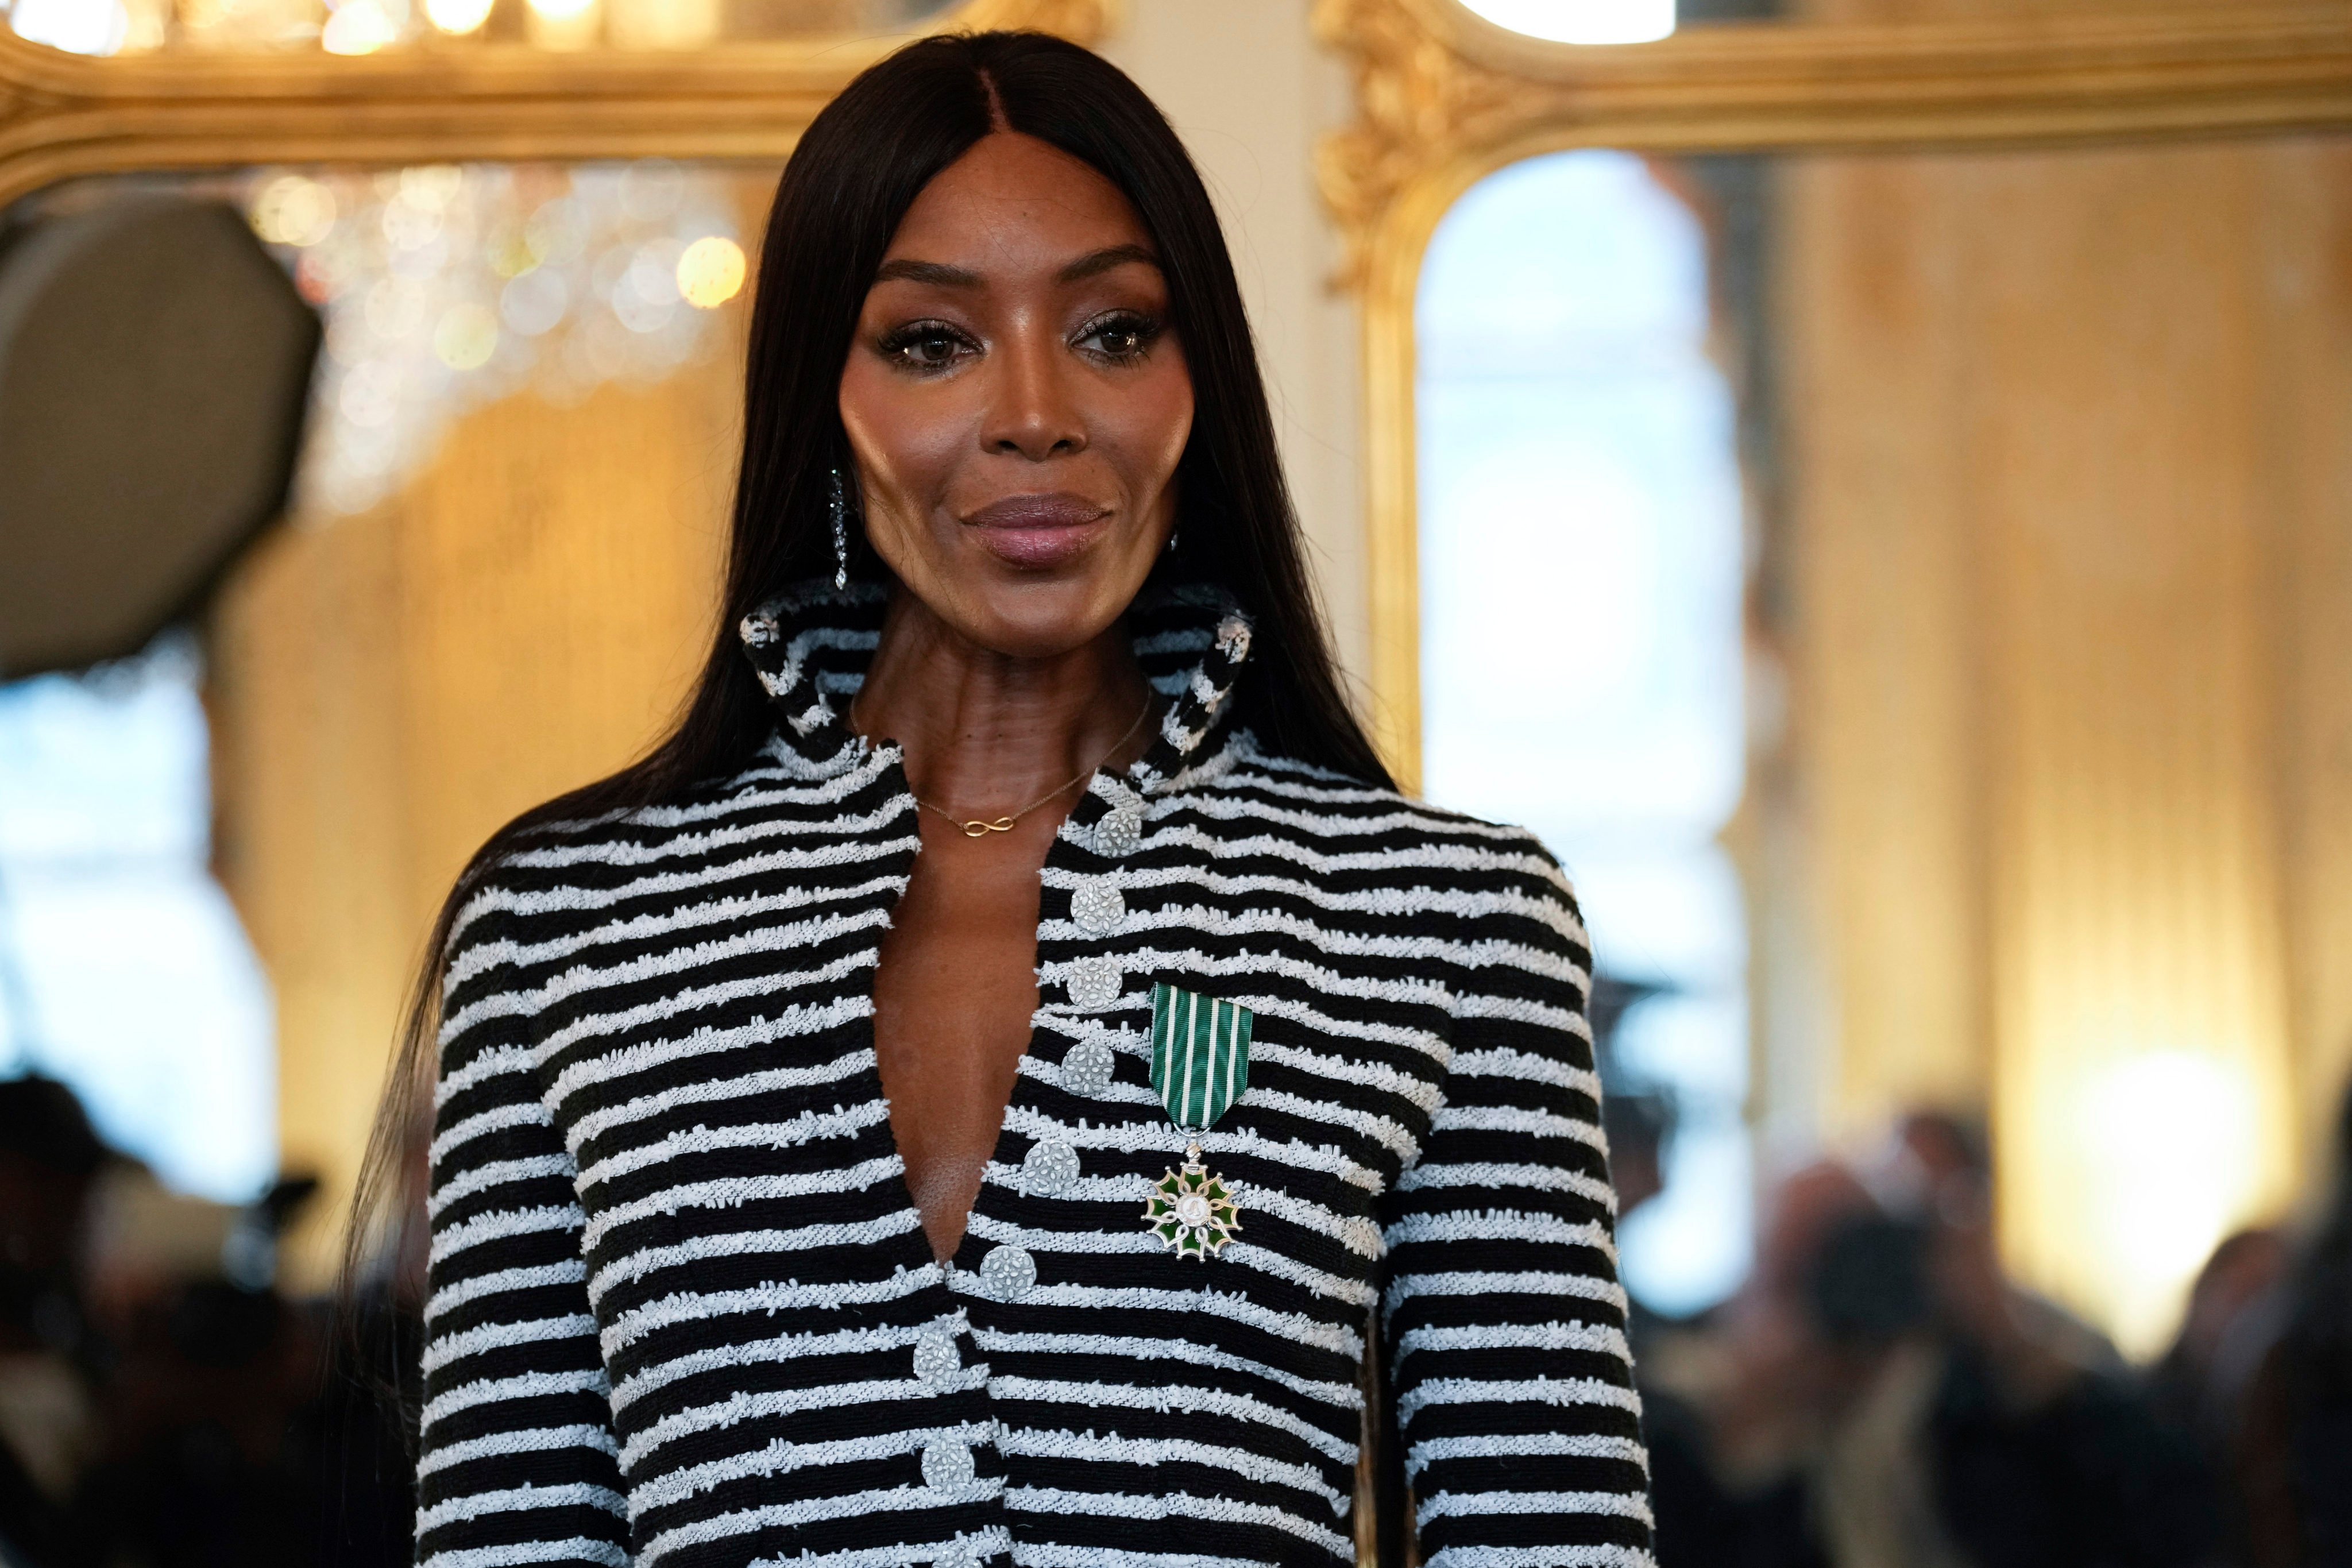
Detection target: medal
<box><xmin>1142</xmin><ymin>982</ymin><xmax>1252</xmax><ymax>1260</ymax></box>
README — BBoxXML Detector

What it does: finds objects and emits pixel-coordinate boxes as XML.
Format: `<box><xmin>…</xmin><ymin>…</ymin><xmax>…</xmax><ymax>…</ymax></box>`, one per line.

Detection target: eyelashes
<box><xmin>872</xmin><ymin>310</ymin><xmax>1168</xmax><ymax>375</ymax></box>
<box><xmin>1073</xmin><ymin>310</ymin><xmax>1167</xmax><ymax>364</ymax></box>
<box><xmin>875</xmin><ymin>319</ymin><xmax>978</xmax><ymax>372</ymax></box>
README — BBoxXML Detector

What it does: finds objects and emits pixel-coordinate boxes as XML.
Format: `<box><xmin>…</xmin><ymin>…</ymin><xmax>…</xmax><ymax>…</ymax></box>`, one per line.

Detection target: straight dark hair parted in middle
<box><xmin>710</xmin><ymin>29</ymin><xmax>1392</xmax><ymax>796</ymax></box>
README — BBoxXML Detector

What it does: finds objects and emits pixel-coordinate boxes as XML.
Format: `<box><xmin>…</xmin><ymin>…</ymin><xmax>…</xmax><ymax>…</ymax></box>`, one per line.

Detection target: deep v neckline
<box><xmin>732</xmin><ymin>579</ymin><xmax>1258</xmax><ymax>1279</ymax></box>
<box><xmin>865</xmin><ymin>743</ymin><xmax>1091</xmax><ymax>1269</ymax></box>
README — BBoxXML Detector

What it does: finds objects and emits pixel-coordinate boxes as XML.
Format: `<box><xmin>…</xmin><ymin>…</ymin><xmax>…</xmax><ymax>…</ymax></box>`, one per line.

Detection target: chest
<box><xmin>519</xmin><ymin>778</ymin><xmax>1464</xmax><ymax>1529</ymax></box>
<box><xmin>532</xmin><ymin>793</ymin><xmax>1461</xmax><ymax>1225</ymax></box>
<box><xmin>869</xmin><ymin>808</ymin><xmax>1061</xmax><ymax>1257</ymax></box>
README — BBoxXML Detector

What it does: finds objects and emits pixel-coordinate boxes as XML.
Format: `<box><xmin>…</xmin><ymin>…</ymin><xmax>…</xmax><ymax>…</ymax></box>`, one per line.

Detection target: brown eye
<box><xmin>879</xmin><ymin>319</ymin><xmax>975</xmax><ymax>372</ymax></box>
<box><xmin>1077</xmin><ymin>311</ymin><xmax>1161</xmax><ymax>363</ymax></box>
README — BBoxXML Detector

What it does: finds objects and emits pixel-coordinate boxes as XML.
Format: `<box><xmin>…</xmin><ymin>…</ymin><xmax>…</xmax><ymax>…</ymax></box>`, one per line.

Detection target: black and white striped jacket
<box><xmin>420</xmin><ymin>582</ymin><xmax>1653</xmax><ymax>1568</ymax></box>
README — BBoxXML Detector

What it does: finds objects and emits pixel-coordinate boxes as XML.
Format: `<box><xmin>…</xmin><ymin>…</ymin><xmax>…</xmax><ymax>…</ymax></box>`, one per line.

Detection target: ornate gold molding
<box><xmin>1314</xmin><ymin>0</ymin><xmax>2352</xmax><ymax>789</ymax></box>
<box><xmin>0</xmin><ymin>0</ymin><xmax>1112</xmax><ymax>212</ymax></box>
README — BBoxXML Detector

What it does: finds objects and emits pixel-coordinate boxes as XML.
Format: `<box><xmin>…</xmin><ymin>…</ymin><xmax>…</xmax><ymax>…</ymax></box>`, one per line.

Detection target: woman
<box><xmin>400</xmin><ymin>31</ymin><xmax>1649</xmax><ymax>1568</ymax></box>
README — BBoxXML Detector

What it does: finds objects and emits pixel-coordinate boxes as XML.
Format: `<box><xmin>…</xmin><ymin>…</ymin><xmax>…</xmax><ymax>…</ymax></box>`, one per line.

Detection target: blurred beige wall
<box><xmin>212</xmin><ymin>356</ymin><xmax>743</xmax><ymax>1285</ymax></box>
<box><xmin>1778</xmin><ymin>0</ymin><xmax>2352</xmax><ymax>1353</ymax></box>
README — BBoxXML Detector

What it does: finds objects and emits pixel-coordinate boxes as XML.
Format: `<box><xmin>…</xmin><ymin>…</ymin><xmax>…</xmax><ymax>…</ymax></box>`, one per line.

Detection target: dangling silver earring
<box><xmin>829</xmin><ymin>468</ymin><xmax>850</xmax><ymax>590</ymax></box>
<box><xmin>1165</xmin><ymin>526</ymin><xmax>1180</xmax><ymax>555</ymax></box>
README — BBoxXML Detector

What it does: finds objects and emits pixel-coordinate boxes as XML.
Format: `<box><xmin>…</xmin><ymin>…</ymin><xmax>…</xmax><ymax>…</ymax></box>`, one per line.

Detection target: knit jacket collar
<box><xmin>735</xmin><ymin>578</ymin><xmax>1256</xmax><ymax>796</ymax></box>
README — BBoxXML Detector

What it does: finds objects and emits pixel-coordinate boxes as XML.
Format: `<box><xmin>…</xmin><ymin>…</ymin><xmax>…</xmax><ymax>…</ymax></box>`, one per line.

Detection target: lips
<box><xmin>965</xmin><ymin>493</ymin><xmax>1114</xmax><ymax>570</ymax></box>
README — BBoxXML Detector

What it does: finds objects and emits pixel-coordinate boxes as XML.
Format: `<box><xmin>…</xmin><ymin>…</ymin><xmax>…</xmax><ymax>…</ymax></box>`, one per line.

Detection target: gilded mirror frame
<box><xmin>0</xmin><ymin>0</ymin><xmax>1111</xmax><ymax>211</ymax></box>
<box><xmin>1312</xmin><ymin>0</ymin><xmax>2352</xmax><ymax>790</ymax></box>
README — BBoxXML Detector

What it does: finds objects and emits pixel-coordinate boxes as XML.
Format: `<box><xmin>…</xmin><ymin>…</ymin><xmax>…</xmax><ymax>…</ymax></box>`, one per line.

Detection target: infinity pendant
<box><xmin>958</xmin><ymin>817</ymin><xmax>1017</xmax><ymax>838</ymax></box>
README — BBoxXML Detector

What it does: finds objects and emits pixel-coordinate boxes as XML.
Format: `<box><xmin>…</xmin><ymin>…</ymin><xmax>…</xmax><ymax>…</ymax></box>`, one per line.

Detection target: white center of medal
<box><xmin>1175</xmin><ymin>1194</ymin><xmax>1211</xmax><ymax>1226</ymax></box>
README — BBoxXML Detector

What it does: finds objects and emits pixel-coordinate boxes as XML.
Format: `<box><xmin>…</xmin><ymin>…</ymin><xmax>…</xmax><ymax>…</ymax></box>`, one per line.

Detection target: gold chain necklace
<box><xmin>852</xmin><ymin>693</ymin><xmax>1155</xmax><ymax>839</ymax></box>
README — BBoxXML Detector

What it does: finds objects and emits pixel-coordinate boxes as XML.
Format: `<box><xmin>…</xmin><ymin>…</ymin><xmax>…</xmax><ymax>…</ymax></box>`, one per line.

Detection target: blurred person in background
<box><xmin>2231</xmin><ymin>1075</ymin><xmax>2352</xmax><ymax>1566</ymax></box>
<box><xmin>315</xmin><ymin>1086</ymin><xmax>429</xmax><ymax>1568</ymax></box>
<box><xmin>82</xmin><ymin>1245</ymin><xmax>324</xmax><ymax>1568</ymax></box>
<box><xmin>75</xmin><ymin>1156</ymin><xmax>351</xmax><ymax>1568</ymax></box>
<box><xmin>0</xmin><ymin>1065</ymin><xmax>412</xmax><ymax>1568</ymax></box>
<box><xmin>0</xmin><ymin>1075</ymin><xmax>107</xmax><ymax>1567</ymax></box>
<box><xmin>2149</xmin><ymin>1223</ymin><xmax>2290</xmax><ymax>1554</ymax></box>
<box><xmin>1645</xmin><ymin>1111</ymin><xmax>2219</xmax><ymax>1568</ymax></box>
<box><xmin>1593</xmin><ymin>975</ymin><xmax>1677</xmax><ymax>1361</ymax></box>
<box><xmin>1644</xmin><ymin>1158</ymin><xmax>1893</xmax><ymax>1568</ymax></box>
<box><xmin>1879</xmin><ymin>1111</ymin><xmax>2218</xmax><ymax>1568</ymax></box>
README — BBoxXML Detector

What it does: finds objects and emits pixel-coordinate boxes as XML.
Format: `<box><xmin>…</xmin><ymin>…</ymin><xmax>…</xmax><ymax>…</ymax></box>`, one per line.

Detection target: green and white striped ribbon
<box><xmin>1148</xmin><ymin>982</ymin><xmax>1252</xmax><ymax>1133</ymax></box>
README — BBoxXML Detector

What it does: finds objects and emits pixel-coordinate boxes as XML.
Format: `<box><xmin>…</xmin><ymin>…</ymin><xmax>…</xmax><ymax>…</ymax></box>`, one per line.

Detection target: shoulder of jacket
<box><xmin>1208</xmin><ymin>733</ymin><xmax>1567</xmax><ymax>863</ymax></box>
<box><xmin>442</xmin><ymin>763</ymin><xmax>792</xmax><ymax>948</ymax></box>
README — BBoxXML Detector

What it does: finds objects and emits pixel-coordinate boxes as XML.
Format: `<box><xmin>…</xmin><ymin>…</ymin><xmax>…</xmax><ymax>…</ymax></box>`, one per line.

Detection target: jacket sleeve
<box><xmin>1378</xmin><ymin>845</ymin><xmax>1655</xmax><ymax>1567</ymax></box>
<box><xmin>416</xmin><ymin>887</ymin><xmax>629</xmax><ymax>1568</ymax></box>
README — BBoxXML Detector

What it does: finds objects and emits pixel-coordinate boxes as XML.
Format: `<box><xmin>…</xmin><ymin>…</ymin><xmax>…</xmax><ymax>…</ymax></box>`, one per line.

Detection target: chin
<box><xmin>952</xmin><ymin>568</ymin><xmax>1139</xmax><ymax>659</ymax></box>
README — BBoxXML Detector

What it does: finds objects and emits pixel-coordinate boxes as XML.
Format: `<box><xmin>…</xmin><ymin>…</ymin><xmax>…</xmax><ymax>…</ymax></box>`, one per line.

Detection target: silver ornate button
<box><xmin>1060</xmin><ymin>1037</ymin><xmax>1116</xmax><ymax>1098</ymax></box>
<box><xmin>921</xmin><ymin>1436</ymin><xmax>975</xmax><ymax>1490</ymax></box>
<box><xmin>912</xmin><ymin>1325</ymin><xmax>959</xmax><ymax>1388</ymax></box>
<box><xmin>1095</xmin><ymin>805</ymin><xmax>1144</xmax><ymax>859</ymax></box>
<box><xmin>1069</xmin><ymin>880</ymin><xmax>1126</xmax><ymax>936</ymax></box>
<box><xmin>1021</xmin><ymin>1137</ymin><xmax>1080</xmax><ymax>1196</ymax></box>
<box><xmin>1067</xmin><ymin>955</ymin><xmax>1122</xmax><ymax>1011</ymax></box>
<box><xmin>977</xmin><ymin>1243</ymin><xmax>1036</xmax><ymax>1301</ymax></box>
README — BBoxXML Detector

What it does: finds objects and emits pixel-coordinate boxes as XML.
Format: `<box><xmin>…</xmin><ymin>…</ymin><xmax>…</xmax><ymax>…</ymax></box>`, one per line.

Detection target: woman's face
<box><xmin>839</xmin><ymin>132</ymin><xmax>1194</xmax><ymax>659</ymax></box>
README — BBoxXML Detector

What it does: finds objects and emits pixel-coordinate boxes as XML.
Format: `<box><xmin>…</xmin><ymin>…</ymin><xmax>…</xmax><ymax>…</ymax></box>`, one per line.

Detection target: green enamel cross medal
<box><xmin>1143</xmin><ymin>982</ymin><xmax>1252</xmax><ymax>1260</ymax></box>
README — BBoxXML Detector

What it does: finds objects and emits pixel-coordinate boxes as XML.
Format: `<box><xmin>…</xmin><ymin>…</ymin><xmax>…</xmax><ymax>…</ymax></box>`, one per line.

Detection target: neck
<box><xmin>852</xmin><ymin>589</ymin><xmax>1153</xmax><ymax>819</ymax></box>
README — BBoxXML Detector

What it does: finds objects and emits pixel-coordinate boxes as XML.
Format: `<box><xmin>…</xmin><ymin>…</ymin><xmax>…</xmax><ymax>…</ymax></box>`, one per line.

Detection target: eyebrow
<box><xmin>871</xmin><ymin>258</ymin><xmax>982</xmax><ymax>287</ymax></box>
<box><xmin>868</xmin><ymin>245</ymin><xmax>1163</xmax><ymax>289</ymax></box>
<box><xmin>1057</xmin><ymin>244</ymin><xmax>1161</xmax><ymax>283</ymax></box>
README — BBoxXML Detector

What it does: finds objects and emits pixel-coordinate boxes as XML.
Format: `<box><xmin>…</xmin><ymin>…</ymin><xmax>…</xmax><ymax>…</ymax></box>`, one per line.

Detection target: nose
<box><xmin>983</xmin><ymin>326</ymin><xmax>1086</xmax><ymax>462</ymax></box>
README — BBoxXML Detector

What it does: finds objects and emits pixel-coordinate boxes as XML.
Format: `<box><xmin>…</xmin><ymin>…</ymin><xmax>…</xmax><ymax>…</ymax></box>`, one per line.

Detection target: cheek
<box><xmin>838</xmin><ymin>360</ymin><xmax>970</xmax><ymax>510</ymax></box>
<box><xmin>1104</xmin><ymin>365</ymin><xmax>1196</xmax><ymax>495</ymax></box>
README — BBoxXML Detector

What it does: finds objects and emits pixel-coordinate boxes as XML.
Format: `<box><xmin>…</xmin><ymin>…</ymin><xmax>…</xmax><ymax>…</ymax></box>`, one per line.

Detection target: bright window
<box><xmin>0</xmin><ymin>639</ymin><xmax>276</xmax><ymax>1200</ymax></box>
<box><xmin>1417</xmin><ymin>149</ymin><xmax>1751</xmax><ymax>1314</ymax></box>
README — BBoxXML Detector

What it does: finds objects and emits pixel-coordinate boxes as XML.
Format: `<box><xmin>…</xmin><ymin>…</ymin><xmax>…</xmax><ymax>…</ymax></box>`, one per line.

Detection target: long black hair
<box><xmin>344</xmin><ymin>28</ymin><xmax>1388</xmax><ymax>1326</ymax></box>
